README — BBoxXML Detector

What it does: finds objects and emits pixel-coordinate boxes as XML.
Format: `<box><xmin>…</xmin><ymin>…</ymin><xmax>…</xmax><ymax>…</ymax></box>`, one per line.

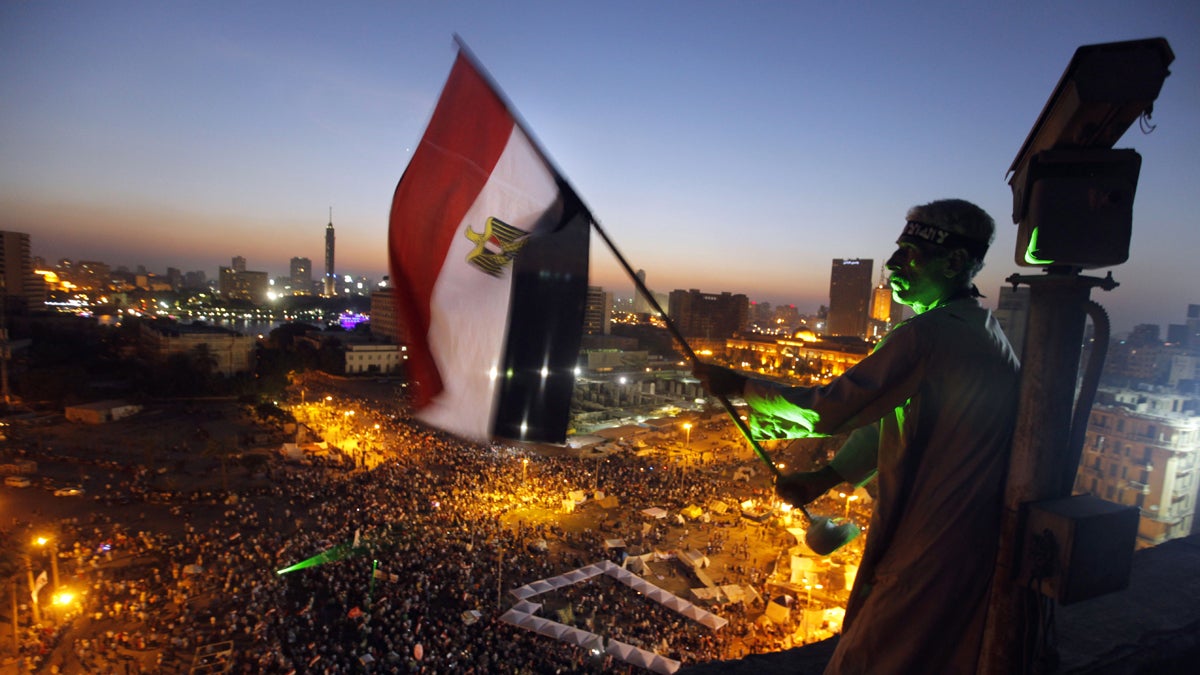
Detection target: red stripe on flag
<box><xmin>389</xmin><ymin>52</ymin><xmax>515</xmax><ymax>405</ymax></box>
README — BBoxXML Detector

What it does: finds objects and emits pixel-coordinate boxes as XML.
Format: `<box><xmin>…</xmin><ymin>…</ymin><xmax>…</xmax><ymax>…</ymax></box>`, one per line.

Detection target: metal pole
<box><xmin>49</xmin><ymin>541</ymin><xmax>60</xmax><ymax>592</ymax></box>
<box><xmin>590</xmin><ymin>219</ymin><xmax>782</xmax><ymax>476</ymax></box>
<box><xmin>979</xmin><ymin>269</ymin><xmax>1110</xmax><ymax>673</ymax></box>
<box><xmin>9</xmin><ymin>581</ymin><xmax>18</xmax><ymax>653</ymax></box>
<box><xmin>25</xmin><ymin>557</ymin><xmax>39</xmax><ymax>626</ymax></box>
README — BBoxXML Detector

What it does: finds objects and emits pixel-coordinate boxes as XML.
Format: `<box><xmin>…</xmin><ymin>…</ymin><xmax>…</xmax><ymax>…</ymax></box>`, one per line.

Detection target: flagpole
<box><xmin>444</xmin><ymin>38</ymin><xmax>776</xmax><ymax>477</ymax></box>
<box><xmin>588</xmin><ymin>219</ymin><xmax>781</xmax><ymax>479</ymax></box>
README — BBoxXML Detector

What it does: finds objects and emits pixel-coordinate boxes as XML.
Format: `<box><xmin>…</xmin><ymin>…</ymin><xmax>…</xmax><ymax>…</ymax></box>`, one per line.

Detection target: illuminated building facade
<box><xmin>827</xmin><ymin>258</ymin><xmax>873</xmax><ymax>339</ymax></box>
<box><xmin>724</xmin><ymin>334</ymin><xmax>870</xmax><ymax>383</ymax></box>
<box><xmin>136</xmin><ymin>321</ymin><xmax>256</xmax><ymax>376</ymax></box>
<box><xmin>344</xmin><ymin>343</ymin><xmax>404</xmax><ymax>375</ymax></box>
<box><xmin>1078</xmin><ymin>388</ymin><xmax>1200</xmax><ymax>549</ymax></box>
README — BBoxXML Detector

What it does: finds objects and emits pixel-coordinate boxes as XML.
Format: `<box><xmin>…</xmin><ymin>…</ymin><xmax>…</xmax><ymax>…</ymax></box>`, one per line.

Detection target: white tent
<box><xmin>502</xmin><ymin>558</ymin><xmax>726</xmax><ymax>669</ymax></box>
<box><xmin>606</xmin><ymin>640</ymin><xmax>681</xmax><ymax>674</ymax></box>
<box><xmin>510</xmin><ymin>600</ymin><xmax>542</xmax><ymax>614</ymax></box>
<box><xmin>641</xmin><ymin>507</ymin><xmax>668</xmax><ymax>519</ymax></box>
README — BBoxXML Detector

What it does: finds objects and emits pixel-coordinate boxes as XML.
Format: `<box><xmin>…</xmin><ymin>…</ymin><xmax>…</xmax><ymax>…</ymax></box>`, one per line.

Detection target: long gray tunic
<box><xmin>743</xmin><ymin>297</ymin><xmax>1020</xmax><ymax>674</ymax></box>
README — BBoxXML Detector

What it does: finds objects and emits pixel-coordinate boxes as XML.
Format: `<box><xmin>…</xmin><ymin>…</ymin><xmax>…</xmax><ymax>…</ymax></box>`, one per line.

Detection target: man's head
<box><xmin>886</xmin><ymin>199</ymin><xmax>995</xmax><ymax>314</ymax></box>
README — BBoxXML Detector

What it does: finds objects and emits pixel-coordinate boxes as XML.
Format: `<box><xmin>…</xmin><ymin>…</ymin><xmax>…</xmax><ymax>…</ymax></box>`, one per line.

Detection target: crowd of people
<box><xmin>6</xmin><ymin>388</ymin><xmax>861</xmax><ymax>673</ymax></box>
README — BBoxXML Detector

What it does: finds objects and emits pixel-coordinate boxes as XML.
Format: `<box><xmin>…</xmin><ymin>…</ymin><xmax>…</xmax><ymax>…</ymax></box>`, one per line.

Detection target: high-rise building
<box><xmin>827</xmin><ymin>258</ymin><xmax>873</xmax><ymax>339</ymax></box>
<box><xmin>994</xmin><ymin>286</ymin><xmax>1032</xmax><ymax>360</ymax></box>
<box><xmin>183</xmin><ymin>270</ymin><xmax>207</xmax><ymax>290</ymax></box>
<box><xmin>290</xmin><ymin>257</ymin><xmax>313</xmax><ymax>294</ymax></box>
<box><xmin>870</xmin><ymin>277</ymin><xmax>893</xmax><ymax>324</ymax></box>
<box><xmin>231</xmin><ymin>256</ymin><xmax>247</xmax><ymax>273</ymax></box>
<box><xmin>0</xmin><ymin>231</ymin><xmax>45</xmax><ymax>310</ymax></box>
<box><xmin>632</xmin><ymin>269</ymin><xmax>653</xmax><ymax>314</ymax></box>
<box><xmin>1187</xmin><ymin>304</ymin><xmax>1200</xmax><ymax>351</ymax></box>
<box><xmin>369</xmin><ymin>289</ymin><xmax>403</xmax><ymax>343</ymax></box>
<box><xmin>772</xmin><ymin>304</ymin><xmax>800</xmax><ymax>332</ymax></box>
<box><xmin>667</xmin><ymin>289</ymin><xmax>749</xmax><ymax>340</ymax></box>
<box><xmin>584</xmin><ymin>286</ymin><xmax>613</xmax><ymax>336</ymax></box>
<box><xmin>324</xmin><ymin>211</ymin><xmax>336</xmax><ymax>297</ymax></box>
<box><xmin>219</xmin><ymin>266</ymin><xmax>269</xmax><ymax>303</ymax></box>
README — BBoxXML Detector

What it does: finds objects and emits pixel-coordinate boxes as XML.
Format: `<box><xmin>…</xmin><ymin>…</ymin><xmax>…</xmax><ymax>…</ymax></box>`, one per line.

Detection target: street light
<box><xmin>682</xmin><ymin>422</ymin><xmax>693</xmax><ymax>447</ymax></box>
<box><xmin>838</xmin><ymin>492</ymin><xmax>859</xmax><ymax>521</ymax></box>
<box><xmin>33</xmin><ymin>535</ymin><xmax>59</xmax><ymax>593</ymax></box>
<box><xmin>522</xmin><ymin>457</ymin><xmax>528</xmax><ymax>483</ymax></box>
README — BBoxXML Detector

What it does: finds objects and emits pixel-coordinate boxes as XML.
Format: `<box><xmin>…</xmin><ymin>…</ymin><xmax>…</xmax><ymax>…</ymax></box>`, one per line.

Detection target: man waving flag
<box><xmin>388</xmin><ymin>41</ymin><xmax>591</xmax><ymax>444</ymax></box>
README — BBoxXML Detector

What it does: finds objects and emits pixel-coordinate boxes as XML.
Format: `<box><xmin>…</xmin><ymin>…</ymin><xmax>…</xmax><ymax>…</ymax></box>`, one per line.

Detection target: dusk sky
<box><xmin>3</xmin><ymin>1</ymin><xmax>1197</xmax><ymax>334</ymax></box>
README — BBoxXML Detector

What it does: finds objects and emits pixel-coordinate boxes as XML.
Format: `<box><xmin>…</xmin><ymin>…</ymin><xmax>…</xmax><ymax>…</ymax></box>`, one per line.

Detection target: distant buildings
<box><xmin>136</xmin><ymin>321</ymin><xmax>256</xmax><ymax>376</ymax></box>
<box><xmin>867</xmin><ymin>273</ymin><xmax>903</xmax><ymax>341</ymax></box>
<box><xmin>725</xmin><ymin>333</ymin><xmax>870</xmax><ymax>382</ymax></box>
<box><xmin>344</xmin><ymin>343</ymin><xmax>405</xmax><ymax>375</ymax></box>
<box><xmin>584</xmin><ymin>286</ymin><xmax>613</xmax><ymax>336</ymax></box>
<box><xmin>994</xmin><ymin>286</ymin><xmax>1031</xmax><ymax>360</ymax></box>
<box><xmin>667</xmin><ymin>289</ymin><xmax>748</xmax><ymax>340</ymax></box>
<box><xmin>827</xmin><ymin>258</ymin><xmax>873</xmax><ymax>339</ymax></box>
<box><xmin>218</xmin><ymin>261</ymin><xmax>269</xmax><ymax>303</ymax></box>
<box><xmin>368</xmin><ymin>289</ymin><xmax>403</xmax><ymax>343</ymax></box>
<box><xmin>1078</xmin><ymin>387</ymin><xmax>1199</xmax><ymax>548</ymax></box>
<box><xmin>1</xmin><ymin>230</ymin><xmax>45</xmax><ymax>309</ymax></box>
<box><xmin>290</xmin><ymin>257</ymin><xmax>313</xmax><ymax>294</ymax></box>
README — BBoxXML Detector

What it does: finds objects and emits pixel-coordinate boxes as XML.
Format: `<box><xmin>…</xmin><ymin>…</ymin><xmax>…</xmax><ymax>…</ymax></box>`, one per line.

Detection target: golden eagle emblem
<box><xmin>465</xmin><ymin>217</ymin><xmax>530</xmax><ymax>277</ymax></box>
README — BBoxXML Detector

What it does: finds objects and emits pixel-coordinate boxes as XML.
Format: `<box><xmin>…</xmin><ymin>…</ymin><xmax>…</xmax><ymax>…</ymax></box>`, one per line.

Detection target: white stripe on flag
<box><xmin>418</xmin><ymin>125</ymin><xmax>563</xmax><ymax>440</ymax></box>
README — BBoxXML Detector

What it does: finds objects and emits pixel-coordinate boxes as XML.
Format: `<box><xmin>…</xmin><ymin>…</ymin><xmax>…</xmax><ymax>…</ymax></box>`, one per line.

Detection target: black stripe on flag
<box><xmin>493</xmin><ymin>195</ymin><xmax>590</xmax><ymax>443</ymax></box>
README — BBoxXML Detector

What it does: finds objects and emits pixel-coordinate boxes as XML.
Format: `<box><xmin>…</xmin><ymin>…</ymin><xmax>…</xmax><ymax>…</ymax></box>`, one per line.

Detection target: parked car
<box><xmin>53</xmin><ymin>486</ymin><xmax>85</xmax><ymax>497</ymax></box>
<box><xmin>4</xmin><ymin>476</ymin><xmax>31</xmax><ymax>488</ymax></box>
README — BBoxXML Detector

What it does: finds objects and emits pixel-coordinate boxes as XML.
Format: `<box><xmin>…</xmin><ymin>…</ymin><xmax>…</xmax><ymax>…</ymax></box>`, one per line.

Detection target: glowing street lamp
<box><xmin>682</xmin><ymin>422</ymin><xmax>693</xmax><ymax>447</ymax></box>
<box><xmin>522</xmin><ymin>457</ymin><xmax>529</xmax><ymax>483</ymax></box>
<box><xmin>33</xmin><ymin>535</ymin><xmax>60</xmax><ymax>592</ymax></box>
<box><xmin>839</xmin><ymin>492</ymin><xmax>859</xmax><ymax>520</ymax></box>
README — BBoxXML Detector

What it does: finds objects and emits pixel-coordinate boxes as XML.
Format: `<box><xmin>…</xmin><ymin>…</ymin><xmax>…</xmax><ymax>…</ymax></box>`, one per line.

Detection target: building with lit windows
<box><xmin>1078</xmin><ymin>388</ymin><xmax>1200</xmax><ymax>549</ymax></box>
<box><xmin>724</xmin><ymin>333</ymin><xmax>870</xmax><ymax>383</ymax></box>
<box><xmin>369</xmin><ymin>289</ymin><xmax>404</xmax><ymax>343</ymax></box>
<box><xmin>344</xmin><ymin>343</ymin><xmax>405</xmax><ymax>375</ymax></box>
<box><xmin>290</xmin><ymin>257</ymin><xmax>313</xmax><ymax>294</ymax></box>
<box><xmin>667</xmin><ymin>289</ymin><xmax>748</xmax><ymax>340</ymax></box>
<box><xmin>585</xmin><ymin>286</ymin><xmax>613</xmax><ymax>336</ymax></box>
<box><xmin>218</xmin><ymin>266</ymin><xmax>269</xmax><ymax>302</ymax></box>
<box><xmin>827</xmin><ymin>258</ymin><xmax>873</xmax><ymax>339</ymax></box>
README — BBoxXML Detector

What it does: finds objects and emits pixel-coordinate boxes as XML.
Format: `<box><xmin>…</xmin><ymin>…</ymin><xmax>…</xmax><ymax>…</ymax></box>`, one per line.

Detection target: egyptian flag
<box><xmin>388</xmin><ymin>45</ymin><xmax>591</xmax><ymax>444</ymax></box>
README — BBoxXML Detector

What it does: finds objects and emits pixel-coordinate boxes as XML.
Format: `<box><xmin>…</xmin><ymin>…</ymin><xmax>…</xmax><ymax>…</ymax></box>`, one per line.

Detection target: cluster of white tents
<box><xmin>501</xmin><ymin>559</ymin><xmax>728</xmax><ymax>674</ymax></box>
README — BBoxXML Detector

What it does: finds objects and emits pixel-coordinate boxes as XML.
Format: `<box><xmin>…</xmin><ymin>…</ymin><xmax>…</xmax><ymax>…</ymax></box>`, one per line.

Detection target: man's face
<box><xmin>885</xmin><ymin>240</ymin><xmax>957</xmax><ymax>314</ymax></box>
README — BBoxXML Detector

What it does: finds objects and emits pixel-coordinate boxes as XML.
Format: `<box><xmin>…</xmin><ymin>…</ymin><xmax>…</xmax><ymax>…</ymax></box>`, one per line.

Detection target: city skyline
<box><xmin>4</xmin><ymin>2</ymin><xmax>1199</xmax><ymax>334</ymax></box>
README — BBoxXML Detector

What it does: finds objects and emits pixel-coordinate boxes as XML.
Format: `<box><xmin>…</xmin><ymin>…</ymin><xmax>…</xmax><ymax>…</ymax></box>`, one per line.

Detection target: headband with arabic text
<box><xmin>899</xmin><ymin>220</ymin><xmax>989</xmax><ymax>260</ymax></box>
